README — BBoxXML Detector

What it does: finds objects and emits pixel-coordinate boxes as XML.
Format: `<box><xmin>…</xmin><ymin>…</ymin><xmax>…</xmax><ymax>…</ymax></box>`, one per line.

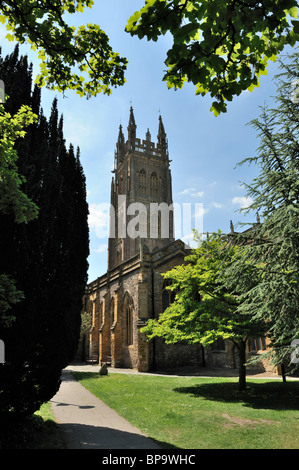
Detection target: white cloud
<box><xmin>88</xmin><ymin>203</ymin><xmax>110</xmax><ymax>238</ymax></box>
<box><xmin>191</xmin><ymin>191</ymin><xmax>204</xmax><ymax>198</ymax></box>
<box><xmin>181</xmin><ymin>232</ymin><xmax>197</xmax><ymax>249</ymax></box>
<box><xmin>179</xmin><ymin>187</ymin><xmax>196</xmax><ymax>195</ymax></box>
<box><xmin>178</xmin><ymin>188</ymin><xmax>204</xmax><ymax>198</ymax></box>
<box><xmin>210</xmin><ymin>202</ymin><xmax>222</xmax><ymax>209</ymax></box>
<box><xmin>93</xmin><ymin>244</ymin><xmax>107</xmax><ymax>253</ymax></box>
<box><xmin>194</xmin><ymin>205</ymin><xmax>209</xmax><ymax>218</ymax></box>
<box><xmin>182</xmin><ymin>232</ymin><xmax>194</xmax><ymax>241</ymax></box>
<box><xmin>232</xmin><ymin>196</ymin><xmax>253</xmax><ymax>208</ymax></box>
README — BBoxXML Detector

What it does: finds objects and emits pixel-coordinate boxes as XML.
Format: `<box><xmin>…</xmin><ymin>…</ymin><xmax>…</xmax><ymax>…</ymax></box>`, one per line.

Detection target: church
<box><xmin>81</xmin><ymin>108</ymin><xmax>272</xmax><ymax>373</ymax></box>
<box><xmin>81</xmin><ymin>107</ymin><xmax>204</xmax><ymax>371</ymax></box>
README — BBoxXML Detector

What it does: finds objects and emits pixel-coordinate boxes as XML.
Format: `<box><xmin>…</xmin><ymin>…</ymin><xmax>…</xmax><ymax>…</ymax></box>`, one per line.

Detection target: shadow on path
<box><xmin>56</xmin><ymin>423</ymin><xmax>167</xmax><ymax>449</ymax></box>
<box><xmin>50</xmin><ymin>370</ymin><xmax>161</xmax><ymax>450</ymax></box>
<box><xmin>51</xmin><ymin>400</ymin><xmax>95</xmax><ymax>410</ymax></box>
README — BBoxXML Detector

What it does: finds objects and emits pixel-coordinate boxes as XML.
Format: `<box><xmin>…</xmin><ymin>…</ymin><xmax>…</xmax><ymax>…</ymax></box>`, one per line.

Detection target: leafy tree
<box><xmin>126</xmin><ymin>0</ymin><xmax>299</xmax><ymax>115</ymax></box>
<box><xmin>0</xmin><ymin>0</ymin><xmax>127</xmax><ymax>97</ymax></box>
<box><xmin>0</xmin><ymin>102</ymin><xmax>36</xmax><ymax>328</ymax></box>
<box><xmin>0</xmin><ymin>274</ymin><xmax>24</xmax><ymax>328</ymax></box>
<box><xmin>2</xmin><ymin>1</ymin><xmax>298</xmax><ymax>113</ymax></box>
<box><xmin>0</xmin><ymin>47</ymin><xmax>40</xmax><ymax>330</ymax></box>
<box><xmin>142</xmin><ymin>232</ymin><xmax>266</xmax><ymax>390</ymax></box>
<box><xmin>0</xmin><ymin>47</ymin><xmax>89</xmax><ymax>431</ymax></box>
<box><xmin>1</xmin><ymin>1</ymin><xmax>298</xmax><ymax>112</ymax></box>
<box><xmin>225</xmin><ymin>51</ymin><xmax>299</xmax><ymax>374</ymax></box>
<box><xmin>79</xmin><ymin>310</ymin><xmax>92</xmax><ymax>361</ymax></box>
<box><xmin>0</xmin><ymin>102</ymin><xmax>38</xmax><ymax>222</ymax></box>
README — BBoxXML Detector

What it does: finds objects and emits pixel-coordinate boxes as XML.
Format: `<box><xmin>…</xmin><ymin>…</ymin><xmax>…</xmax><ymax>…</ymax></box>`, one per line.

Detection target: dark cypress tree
<box><xmin>225</xmin><ymin>52</ymin><xmax>299</xmax><ymax>374</ymax></box>
<box><xmin>0</xmin><ymin>46</ymin><xmax>89</xmax><ymax>433</ymax></box>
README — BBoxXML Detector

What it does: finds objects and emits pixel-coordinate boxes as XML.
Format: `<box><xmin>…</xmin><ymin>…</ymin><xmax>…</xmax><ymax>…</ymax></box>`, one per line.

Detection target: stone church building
<box><xmin>80</xmin><ymin>108</ymin><xmax>271</xmax><ymax>373</ymax></box>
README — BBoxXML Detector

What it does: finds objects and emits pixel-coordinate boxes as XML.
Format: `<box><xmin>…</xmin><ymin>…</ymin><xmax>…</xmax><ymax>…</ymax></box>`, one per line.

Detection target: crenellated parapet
<box><xmin>115</xmin><ymin>107</ymin><xmax>169</xmax><ymax>167</ymax></box>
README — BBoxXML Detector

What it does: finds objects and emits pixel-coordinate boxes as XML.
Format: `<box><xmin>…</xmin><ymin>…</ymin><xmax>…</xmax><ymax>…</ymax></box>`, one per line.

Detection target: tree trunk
<box><xmin>281</xmin><ymin>363</ymin><xmax>287</xmax><ymax>383</ymax></box>
<box><xmin>238</xmin><ymin>341</ymin><xmax>247</xmax><ymax>391</ymax></box>
<box><xmin>201</xmin><ymin>345</ymin><xmax>206</xmax><ymax>367</ymax></box>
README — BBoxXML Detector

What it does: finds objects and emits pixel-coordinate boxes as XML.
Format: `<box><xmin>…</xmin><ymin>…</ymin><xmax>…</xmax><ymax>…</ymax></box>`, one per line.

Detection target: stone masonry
<box><xmin>79</xmin><ymin>108</ymin><xmax>274</xmax><ymax>374</ymax></box>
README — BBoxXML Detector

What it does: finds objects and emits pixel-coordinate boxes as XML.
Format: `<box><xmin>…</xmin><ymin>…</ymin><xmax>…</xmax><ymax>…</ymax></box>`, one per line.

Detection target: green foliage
<box><xmin>0</xmin><ymin>103</ymin><xmax>38</xmax><ymax>223</ymax></box>
<box><xmin>142</xmin><ymin>231</ymin><xmax>265</xmax><ymax>346</ymax></box>
<box><xmin>0</xmin><ymin>63</ymin><xmax>39</xmax><ymax>333</ymax></box>
<box><xmin>2</xmin><ymin>1</ymin><xmax>296</xmax><ymax>109</ymax></box>
<box><xmin>0</xmin><ymin>274</ymin><xmax>23</xmax><ymax>327</ymax></box>
<box><xmin>0</xmin><ymin>1</ymin><xmax>127</xmax><ymax>97</ymax></box>
<box><xmin>126</xmin><ymin>0</ymin><xmax>299</xmax><ymax>114</ymax></box>
<box><xmin>80</xmin><ymin>311</ymin><xmax>92</xmax><ymax>337</ymax></box>
<box><xmin>0</xmin><ymin>47</ymin><xmax>89</xmax><ymax>424</ymax></box>
<box><xmin>141</xmin><ymin>231</ymin><xmax>267</xmax><ymax>389</ymax></box>
<box><xmin>226</xmin><ymin>51</ymin><xmax>299</xmax><ymax>369</ymax></box>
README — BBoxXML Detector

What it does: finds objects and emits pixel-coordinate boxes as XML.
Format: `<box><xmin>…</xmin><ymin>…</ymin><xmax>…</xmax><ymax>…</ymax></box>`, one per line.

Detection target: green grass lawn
<box><xmin>73</xmin><ymin>372</ymin><xmax>299</xmax><ymax>449</ymax></box>
<box><xmin>32</xmin><ymin>403</ymin><xmax>64</xmax><ymax>449</ymax></box>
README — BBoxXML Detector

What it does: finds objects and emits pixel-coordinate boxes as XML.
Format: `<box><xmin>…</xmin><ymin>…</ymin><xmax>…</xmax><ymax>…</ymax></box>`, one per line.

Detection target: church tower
<box><xmin>108</xmin><ymin>107</ymin><xmax>174</xmax><ymax>271</ymax></box>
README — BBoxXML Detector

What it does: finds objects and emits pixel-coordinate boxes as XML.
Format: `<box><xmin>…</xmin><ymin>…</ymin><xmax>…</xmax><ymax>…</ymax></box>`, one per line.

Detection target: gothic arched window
<box><xmin>139</xmin><ymin>169</ymin><xmax>147</xmax><ymax>195</ymax></box>
<box><xmin>248</xmin><ymin>337</ymin><xmax>267</xmax><ymax>351</ymax></box>
<box><xmin>99</xmin><ymin>302</ymin><xmax>104</xmax><ymax>329</ymax></box>
<box><xmin>150</xmin><ymin>172</ymin><xmax>158</xmax><ymax>197</ymax></box>
<box><xmin>110</xmin><ymin>297</ymin><xmax>115</xmax><ymax>326</ymax></box>
<box><xmin>162</xmin><ymin>279</ymin><xmax>176</xmax><ymax>312</ymax></box>
<box><xmin>116</xmin><ymin>244</ymin><xmax>123</xmax><ymax>266</ymax></box>
<box><xmin>124</xmin><ymin>294</ymin><xmax>134</xmax><ymax>346</ymax></box>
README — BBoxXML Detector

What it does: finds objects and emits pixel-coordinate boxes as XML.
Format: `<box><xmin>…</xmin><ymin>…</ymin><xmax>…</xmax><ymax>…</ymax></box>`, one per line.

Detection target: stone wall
<box><xmin>79</xmin><ymin>241</ymin><xmax>278</xmax><ymax>375</ymax></box>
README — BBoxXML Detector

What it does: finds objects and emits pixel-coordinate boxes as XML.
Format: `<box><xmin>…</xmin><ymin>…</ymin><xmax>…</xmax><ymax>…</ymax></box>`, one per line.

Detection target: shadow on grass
<box><xmin>0</xmin><ymin>414</ymin><xmax>63</xmax><ymax>449</ymax></box>
<box><xmin>72</xmin><ymin>371</ymin><xmax>102</xmax><ymax>381</ymax></box>
<box><xmin>173</xmin><ymin>380</ymin><xmax>299</xmax><ymax>411</ymax></box>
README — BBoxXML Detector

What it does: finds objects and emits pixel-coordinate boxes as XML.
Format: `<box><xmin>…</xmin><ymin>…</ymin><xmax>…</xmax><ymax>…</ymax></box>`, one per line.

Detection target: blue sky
<box><xmin>0</xmin><ymin>1</ymin><xmax>289</xmax><ymax>282</ymax></box>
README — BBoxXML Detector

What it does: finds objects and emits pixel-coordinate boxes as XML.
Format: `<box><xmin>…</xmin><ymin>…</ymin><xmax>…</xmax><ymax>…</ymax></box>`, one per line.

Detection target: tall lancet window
<box><xmin>124</xmin><ymin>294</ymin><xmax>134</xmax><ymax>346</ymax></box>
<box><xmin>139</xmin><ymin>169</ymin><xmax>147</xmax><ymax>195</ymax></box>
<box><xmin>150</xmin><ymin>172</ymin><xmax>158</xmax><ymax>197</ymax></box>
<box><xmin>110</xmin><ymin>297</ymin><xmax>115</xmax><ymax>326</ymax></box>
<box><xmin>162</xmin><ymin>279</ymin><xmax>176</xmax><ymax>312</ymax></box>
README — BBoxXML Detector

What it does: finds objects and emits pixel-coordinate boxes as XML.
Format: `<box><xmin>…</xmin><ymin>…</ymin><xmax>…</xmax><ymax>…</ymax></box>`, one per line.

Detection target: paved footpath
<box><xmin>50</xmin><ymin>369</ymin><xmax>161</xmax><ymax>450</ymax></box>
<box><xmin>51</xmin><ymin>363</ymin><xmax>292</xmax><ymax>450</ymax></box>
